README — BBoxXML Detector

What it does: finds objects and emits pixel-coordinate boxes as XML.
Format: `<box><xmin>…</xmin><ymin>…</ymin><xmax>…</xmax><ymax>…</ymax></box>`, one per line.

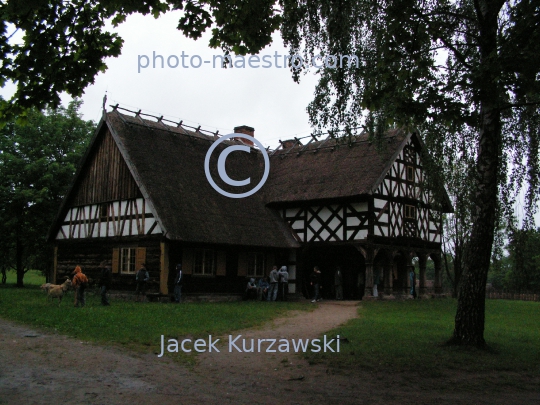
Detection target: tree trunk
<box><xmin>16</xmin><ymin>226</ymin><xmax>25</xmax><ymax>288</ymax></box>
<box><xmin>450</xmin><ymin>1</ymin><xmax>502</xmax><ymax>347</ymax></box>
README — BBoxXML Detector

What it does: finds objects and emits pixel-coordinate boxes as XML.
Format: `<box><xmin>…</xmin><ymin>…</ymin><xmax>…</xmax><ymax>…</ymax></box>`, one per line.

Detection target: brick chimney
<box><xmin>233</xmin><ymin>125</ymin><xmax>255</xmax><ymax>146</ymax></box>
<box><xmin>281</xmin><ymin>139</ymin><xmax>300</xmax><ymax>149</ymax></box>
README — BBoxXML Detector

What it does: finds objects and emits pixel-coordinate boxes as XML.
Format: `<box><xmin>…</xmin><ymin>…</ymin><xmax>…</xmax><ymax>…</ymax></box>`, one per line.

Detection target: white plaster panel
<box><xmin>350</xmin><ymin>202</ymin><xmax>368</xmax><ymax>212</ymax></box>
<box><xmin>318</xmin><ymin>207</ymin><xmax>331</xmax><ymax>222</ymax></box>
<box><xmin>319</xmin><ymin>229</ymin><xmax>330</xmax><ymax>241</ymax></box>
<box><xmin>152</xmin><ymin>222</ymin><xmax>162</xmax><ymax>234</ymax></box>
<box><xmin>329</xmin><ymin>217</ymin><xmax>341</xmax><ymax>230</ymax></box>
<box><xmin>285</xmin><ymin>207</ymin><xmax>300</xmax><ymax>218</ymax></box>
<box><xmin>348</xmin><ymin>216</ymin><xmax>361</xmax><ymax>227</ymax></box>
<box><xmin>99</xmin><ymin>223</ymin><xmax>107</xmax><ymax>237</ymax></box>
<box><xmin>288</xmin><ymin>264</ymin><xmax>296</xmax><ymax>279</ymax></box>
<box><xmin>144</xmin><ymin>218</ymin><xmax>155</xmax><ymax>234</ymax></box>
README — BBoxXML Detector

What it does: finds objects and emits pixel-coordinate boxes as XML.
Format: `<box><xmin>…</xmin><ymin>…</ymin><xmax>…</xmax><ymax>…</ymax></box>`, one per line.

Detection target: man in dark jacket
<box><xmin>334</xmin><ymin>267</ymin><xmax>343</xmax><ymax>300</ymax></box>
<box><xmin>98</xmin><ymin>261</ymin><xmax>112</xmax><ymax>306</ymax></box>
<box><xmin>310</xmin><ymin>266</ymin><xmax>322</xmax><ymax>303</ymax></box>
<box><xmin>174</xmin><ymin>264</ymin><xmax>183</xmax><ymax>303</ymax></box>
<box><xmin>135</xmin><ymin>263</ymin><xmax>150</xmax><ymax>302</ymax></box>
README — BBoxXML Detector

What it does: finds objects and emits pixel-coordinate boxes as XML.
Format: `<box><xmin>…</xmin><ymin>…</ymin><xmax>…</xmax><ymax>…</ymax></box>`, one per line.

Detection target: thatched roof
<box><xmin>52</xmin><ymin>108</ymin><xmax>449</xmax><ymax>247</ymax></box>
<box><xmin>106</xmin><ymin>111</ymin><xmax>298</xmax><ymax>248</ymax></box>
<box><xmin>266</xmin><ymin>129</ymin><xmax>408</xmax><ymax>204</ymax></box>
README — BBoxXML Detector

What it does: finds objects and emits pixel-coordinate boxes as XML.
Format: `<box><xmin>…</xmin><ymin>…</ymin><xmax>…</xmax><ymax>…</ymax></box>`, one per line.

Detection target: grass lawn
<box><xmin>305</xmin><ymin>298</ymin><xmax>540</xmax><ymax>389</ymax></box>
<box><xmin>0</xmin><ymin>270</ymin><xmax>310</xmax><ymax>365</ymax></box>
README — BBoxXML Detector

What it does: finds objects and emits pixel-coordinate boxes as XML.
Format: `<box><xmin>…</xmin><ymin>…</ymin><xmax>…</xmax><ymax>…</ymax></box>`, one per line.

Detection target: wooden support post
<box><xmin>364</xmin><ymin>261</ymin><xmax>374</xmax><ymax>298</ymax></box>
<box><xmin>383</xmin><ymin>253</ymin><xmax>393</xmax><ymax>297</ymax></box>
<box><xmin>160</xmin><ymin>242</ymin><xmax>169</xmax><ymax>295</ymax></box>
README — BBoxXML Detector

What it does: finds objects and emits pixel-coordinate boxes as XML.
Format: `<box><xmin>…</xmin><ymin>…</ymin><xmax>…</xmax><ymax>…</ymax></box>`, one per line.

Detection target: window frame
<box><xmin>247</xmin><ymin>252</ymin><xmax>265</xmax><ymax>277</ymax></box>
<box><xmin>404</xmin><ymin>204</ymin><xmax>416</xmax><ymax>219</ymax></box>
<box><xmin>120</xmin><ymin>247</ymin><xmax>137</xmax><ymax>274</ymax></box>
<box><xmin>193</xmin><ymin>249</ymin><xmax>217</xmax><ymax>276</ymax></box>
<box><xmin>406</xmin><ymin>165</ymin><xmax>415</xmax><ymax>182</ymax></box>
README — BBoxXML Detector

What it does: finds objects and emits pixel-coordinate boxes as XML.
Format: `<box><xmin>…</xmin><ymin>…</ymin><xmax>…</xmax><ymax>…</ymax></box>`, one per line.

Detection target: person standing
<box><xmin>174</xmin><ymin>264</ymin><xmax>183</xmax><ymax>303</ymax></box>
<box><xmin>135</xmin><ymin>263</ymin><xmax>150</xmax><ymax>302</ymax></box>
<box><xmin>267</xmin><ymin>266</ymin><xmax>279</xmax><ymax>301</ymax></box>
<box><xmin>409</xmin><ymin>267</ymin><xmax>417</xmax><ymax>299</ymax></box>
<box><xmin>334</xmin><ymin>267</ymin><xmax>343</xmax><ymax>300</ymax></box>
<box><xmin>310</xmin><ymin>266</ymin><xmax>322</xmax><ymax>303</ymax></box>
<box><xmin>72</xmin><ymin>266</ymin><xmax>88</xmax><ymax>308</ymax></box>
<box><xmin>278</xmin><ymin>266</ymin><xmax>289</xmax><ymax>301</ymax></box>
<box><xmin>357</xmin><ymin>270</ymin><xmax>365</xmax><ymax>300</ymax></box>
<box><xmin>99</xmin><ymin>261</ymin><xmax>112</xmax><ymax>306</ymax></box>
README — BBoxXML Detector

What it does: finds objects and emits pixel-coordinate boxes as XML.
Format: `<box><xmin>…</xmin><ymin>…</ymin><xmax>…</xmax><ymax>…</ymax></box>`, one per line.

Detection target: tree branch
<box><xmin>500</xmin><ymin>101</ymin><xmax>540</xmax><ymax>111</ymax></box>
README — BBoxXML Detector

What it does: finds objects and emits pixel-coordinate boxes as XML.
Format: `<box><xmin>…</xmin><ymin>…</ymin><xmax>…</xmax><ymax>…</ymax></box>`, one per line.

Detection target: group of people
<box><xmin>309</xmin><ymin>266</ymin><xmax>343</xmax><ymax>302</ymax></box>
<box><xmin>67</xmin><ymin>261</ymin><xmax>112</xmax><ymax>307</ymax></box>
<box><xmin>244</xmin><ymin>265</ymin><xmax>289</xmax><ymax>301</ymax></box>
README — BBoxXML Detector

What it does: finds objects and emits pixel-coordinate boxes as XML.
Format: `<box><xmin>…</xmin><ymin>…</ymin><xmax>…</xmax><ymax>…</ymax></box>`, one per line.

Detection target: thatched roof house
<box><xmin>50</xmin><ymin>106</ymin><xmax>450</xmax><ymax>299</ymax></box>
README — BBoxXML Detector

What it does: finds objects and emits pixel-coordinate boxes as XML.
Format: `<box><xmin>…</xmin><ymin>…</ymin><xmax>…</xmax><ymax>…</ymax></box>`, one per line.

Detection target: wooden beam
<box><xmin>53</xmin><ymin>246</ymin><xmax>58</xmax><ymax>283</ymax></box>
<box><xmin>160</xmin><ymin>242</ymin><xmax>169</xmax><ymax>295</ymax></box>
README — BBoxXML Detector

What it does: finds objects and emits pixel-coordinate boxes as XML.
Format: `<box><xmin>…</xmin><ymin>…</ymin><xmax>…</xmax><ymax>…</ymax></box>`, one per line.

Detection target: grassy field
<box><xmin>2</xmin><ymin>270</ymin><xmax>539</xmax><ymax>380</ymax></box>
<box><xmin>0</xmin><ymin>270</ymin><xmax>310</xmax><ymax>364</ymax></box>
<box><xmin>305</xmin><ymin>298</ymin><xmax>540</xmax><ymax>386</ymax></box>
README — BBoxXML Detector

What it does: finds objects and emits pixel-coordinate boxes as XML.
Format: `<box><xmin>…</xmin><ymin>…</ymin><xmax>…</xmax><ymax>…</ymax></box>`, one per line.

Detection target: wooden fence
<box><xmin>486</xmin><ymin>292</ymin><xmax>539</xmax><ymax>301</ymax></box>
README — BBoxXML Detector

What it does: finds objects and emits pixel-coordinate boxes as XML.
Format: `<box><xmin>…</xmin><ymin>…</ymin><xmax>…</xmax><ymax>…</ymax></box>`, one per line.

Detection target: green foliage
<box><xmin>0</xmin><ymin>0</ymin><xmax>281</xmax><ymax>122</ymax></box>
<box><xmin>490</xmin><ymin>227</ymin><xmax>540</xmax><ymax>292</ymax></box>
<box><xmin>0</xmin><ymin>99</ymin><xmax>94</xmax><ymax>285</ymax></box>
<box><xmin>305</xmin><ymin>300</ymin><xmax>540</xmax><ymax>379</ymax></box>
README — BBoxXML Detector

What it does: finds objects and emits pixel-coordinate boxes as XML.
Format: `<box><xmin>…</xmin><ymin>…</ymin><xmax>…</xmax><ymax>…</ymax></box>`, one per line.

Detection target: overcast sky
<box><xmin>47</xmin><ymin>11</ymin><xmax>320</xmax><ymax>149</ymax></box>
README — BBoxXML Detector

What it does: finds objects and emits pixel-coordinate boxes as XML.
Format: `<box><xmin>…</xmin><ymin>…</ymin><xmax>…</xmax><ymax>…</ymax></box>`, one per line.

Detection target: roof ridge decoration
<box><xmin>108</xmin><ymin>104</ymin><xmax>400</xmax><ymax>157</ymax></box>
<box><xmin>109</xmin><ymin>104</ymin><xmax>219</xmax><ymax>138</ymax></box>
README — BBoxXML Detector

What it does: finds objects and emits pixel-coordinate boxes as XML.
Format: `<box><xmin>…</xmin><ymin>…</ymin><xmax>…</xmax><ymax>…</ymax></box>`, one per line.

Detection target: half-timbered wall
<box><xmin>56</xmin><ymin>197</ymin><xmax>162</xmax><ymax>239</ymax></box>
<box><xmin>282</xmin><ymin>202</ymin><xmax>369</xmax><ymax>243</ymax></box>
<box><xmin>72</xmin><ymin>129</ymin><xmax>140</xmax><ymax>206</ymax></box>
<box><xmin>373</xmin><ymin>138</ymin><xmax>442</xmax><ymax>243</ymax></box>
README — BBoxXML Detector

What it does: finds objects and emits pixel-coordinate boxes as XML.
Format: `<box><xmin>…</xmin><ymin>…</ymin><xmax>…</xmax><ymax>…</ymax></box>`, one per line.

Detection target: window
<box><xmin>194</xmin><ymin>249</ymin><xmax>217</xmax><ymax>275</ymax></box>
<box><xmin>407</xmin><ymin>165</ymin><xmax>415</xmax><ymax>182</ymax></box>
<box><xmin>100</xmin><ymin>203</ymin><xmax>108</xmax><ymax>219</ymax></box>
<box><xmin>247</xmin><ymin>252</ymin><xmax>265</xmax><ymax>277</ymax></box>
<box><xmin>405</xmin><ymin>205</ymin><xmax>416</xmax><ymax>219</ymax></box>
<box><xmin>120</xmin><ymin>247</ymin><xmax>136</xmax><ymax>273</ymax></box>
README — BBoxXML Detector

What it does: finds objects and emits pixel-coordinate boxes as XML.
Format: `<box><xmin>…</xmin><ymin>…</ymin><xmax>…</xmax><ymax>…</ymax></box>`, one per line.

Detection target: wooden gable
<box><xmin>71</xmin><ymin>129</ymin><xmax>140</xmax><ymax>206</ymax></box>
<box><xmin>54</xmin><ymin>124</ymin><xmax>162</xmax><ymax>240</ymax></box>
<box><xmin>372</xmin><ymin>135</ymin><xmax>442</xmax><ymax>243</ymax></box>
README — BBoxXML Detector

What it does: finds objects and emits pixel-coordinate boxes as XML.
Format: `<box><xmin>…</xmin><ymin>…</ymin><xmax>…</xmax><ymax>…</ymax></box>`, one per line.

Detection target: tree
<box><xmin>441</xmin><ymin>129</ymin><xmax>476</xmax><ymax>298</ymax></box>
<box><xmin>0</xmin><ymin>99</ymin><xmax>94</xmax><ymax>286</ymax></box>
<box><xmin>506</xmin><ymin>227</ymin><xmax>540</xmax><ymax>292</ymax></box>
<box><xmin>0</xmin><ymin>0</ymin><xmax>279</xmax><ymax>123</ymax></box>
<box><xmin>278</xmin><ymin>0</ymin><xmax>540</xmax><ymax>347</ymax></box>
<box><xmin>2</xmin><ymin>1</ymin><xmax>540</xmax><ymax>346</ymax></box>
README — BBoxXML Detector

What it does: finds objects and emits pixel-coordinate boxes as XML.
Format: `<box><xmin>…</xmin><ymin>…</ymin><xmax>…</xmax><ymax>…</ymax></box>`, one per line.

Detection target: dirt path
<box><xmin>1</xmin><ymin>301</ymin><xmax>538</xmax><ymax>405</ymax></box>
